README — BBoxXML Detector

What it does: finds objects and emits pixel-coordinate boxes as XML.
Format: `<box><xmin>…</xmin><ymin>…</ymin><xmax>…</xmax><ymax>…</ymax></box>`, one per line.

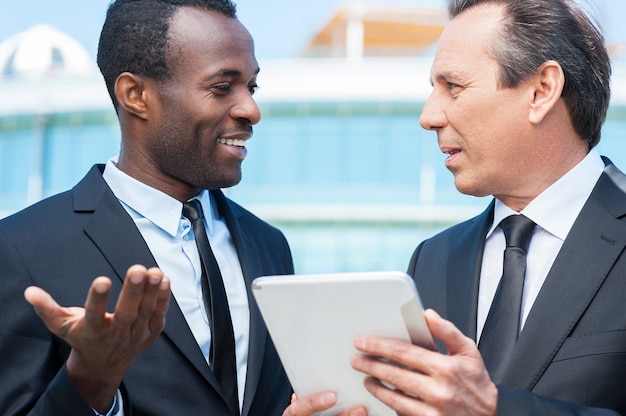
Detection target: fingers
<box><xmin>342</xmin><ymin>406</ymin><xmax>368</xmax><ymax>416</ymax></box>
<box><xmin>114</xmin><ymin>265</ymin><xmax>150</xmax><ymax>323</ymax></box>
<box><xmin>353</xmin><ymin>335</ymin><xmax>437</xmax><ymax>377</ymax></box>
<box><xmin>84</xmin><ymin>277</ymin><xmax>113</xmax><ymax>327</ymax></box>
<box><xmin>351</xmin><ymin>351</ymin><xmax>431</xmax><ymax>400</ymax></box>
<box><xmin>148</xmin><ymin>273</ymin><xmax>171</xmax><ymax>333</ymax></box>
<box><xmin>282</xmin><ymin>392</ymin><xmax>368</xmax><ymax>416</ymax></box>
<box><xmin>109</xmin><ymin>265</ymin><xmax>169</xmax><ymax>341</ymax></box>
<box><xmin>282</xmin><ymin>392</ymin><xmax>337</xmax><ymax>416</ymax></box>
<box><xmin>352</xmin><ymin>311</ymin><xmax>496</xmax><ymax>415</ymax></box>
<box><xmin>114</xmin><ymin>266</ymin><xmax>163</xmax><ymax>319</ymax></box>
<box><xmin>351</xmin><ymin>333</ymin><xmax>441</xmax><ymax>406</ymax></box>
<box><xmin>362</xmin><ymin>377</ymin><xmax>429</xmax><ymax>415</ymax></box>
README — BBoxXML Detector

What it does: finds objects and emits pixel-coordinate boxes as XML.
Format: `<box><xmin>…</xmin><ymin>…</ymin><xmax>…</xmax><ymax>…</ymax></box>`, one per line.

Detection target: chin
<box><xmin>453</xmin><ymin>180</ymin><xmax>488</xmax><ymax>198</ymax></box>
<box><xmin>213</xmin><ymin>174</ymin><xmax>242</xmax><ymax>190</ymax></box>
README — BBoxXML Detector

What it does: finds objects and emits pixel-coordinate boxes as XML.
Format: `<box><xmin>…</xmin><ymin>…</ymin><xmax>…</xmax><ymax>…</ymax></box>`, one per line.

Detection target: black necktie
<box><xmin>182</xmin><ymin>200</ymin><xmax>239</xmax><ymax>416</ymax></box>
<box><xmin>479</xmin><ymin>214</ymin><xmax>536</xmax><ymax>383</ymax></box>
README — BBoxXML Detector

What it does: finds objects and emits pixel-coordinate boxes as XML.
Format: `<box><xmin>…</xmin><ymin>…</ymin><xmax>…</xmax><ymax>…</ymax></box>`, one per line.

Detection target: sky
<box><xmin>2</xmin><ymin>0</ymin><xmax>626</xmax><ymax>62</ymax></box>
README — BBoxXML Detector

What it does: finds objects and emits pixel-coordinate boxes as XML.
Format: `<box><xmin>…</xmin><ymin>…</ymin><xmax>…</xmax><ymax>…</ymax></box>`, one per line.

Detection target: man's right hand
<box><xmin>24</xmin><ymin>265</ymin><xmax>171</xmax><ymax>414</ymax></box>
<box><xmin>282</xmin><ymin>392</ymin><xmax>367</xmax><ymax>416</ymax></box>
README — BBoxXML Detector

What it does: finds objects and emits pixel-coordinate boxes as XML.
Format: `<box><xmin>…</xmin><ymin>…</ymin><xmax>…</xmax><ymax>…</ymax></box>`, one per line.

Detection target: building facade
<box><xmin>2</xmin><ymin>24</ymin><xmax>626</xmax><ymax>273</ymax></box>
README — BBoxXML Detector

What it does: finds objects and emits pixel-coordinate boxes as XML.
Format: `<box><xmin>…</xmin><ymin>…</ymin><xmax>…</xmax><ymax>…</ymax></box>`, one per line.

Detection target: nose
<box><xmin>231</xmin><ymin>89</ymin><xmax>261</xmax><ymax>126</ymax></box>
<box><xmin>419</xmin><ymin>90</ymin><xmax>447</xmax><ymax>131</ymax></box>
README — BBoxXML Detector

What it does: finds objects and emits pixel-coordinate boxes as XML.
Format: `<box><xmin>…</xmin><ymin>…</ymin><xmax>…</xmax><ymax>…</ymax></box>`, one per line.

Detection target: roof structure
<box><xmin>0</xmin><ymin>24</ymin><xmax>95</xmax><ymax>79</ymax></box>
<box><xmin>301</xmin><ymin>4</ymin><xmax>447</xmax><ymax>60</ymax></box>
<box><xmin>2</xmin><ymin>16</ymin><xmax>626</xmax><ymax>118</ymax></box>
<box><xmin>0</xmin><ymin>25</ymin><xmax>108</xmax><ymax>116</ymax></box>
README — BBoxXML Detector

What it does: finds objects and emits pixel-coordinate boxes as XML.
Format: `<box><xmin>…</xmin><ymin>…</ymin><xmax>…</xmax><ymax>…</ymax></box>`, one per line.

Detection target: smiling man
<box><xmin>285</xmin><ymin>0</ymin><xmax>626</xmax><ymax>415</ymax></box>
<box><xmin>0</xmin><ymin>1</ymin><xmax>294</xmax><ymax>415</ymax></box>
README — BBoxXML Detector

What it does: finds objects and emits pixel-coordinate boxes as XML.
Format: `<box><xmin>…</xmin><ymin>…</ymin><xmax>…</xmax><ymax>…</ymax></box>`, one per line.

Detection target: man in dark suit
<box><xmin>0</xmin><ymin>1</ymin><xmax>293</xmax><ymax>415</ymax></box>
<box><xmin>286</xmin><ymin>0</ymin><xmax>626</xmax><ymax>415</ymax></box>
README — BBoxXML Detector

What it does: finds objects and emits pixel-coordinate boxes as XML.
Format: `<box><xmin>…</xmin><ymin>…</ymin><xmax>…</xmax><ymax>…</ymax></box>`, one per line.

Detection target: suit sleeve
<box><xmin>406</xmin><ymin>241</ymin><xmax>424</xmax><ymax>277</ymax></box>
<box><xmin>496</xmin><ymin>386</ymin><xmax>620</xmax><ymax>416</ymax></box>
<box><xmin>0</xmin><ymin>231</ymin><xmax>106</xmax><ymax>416</ymax></box>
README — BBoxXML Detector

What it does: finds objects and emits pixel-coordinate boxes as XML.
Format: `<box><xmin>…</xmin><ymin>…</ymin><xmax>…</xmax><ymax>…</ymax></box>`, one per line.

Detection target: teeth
<box><xmin>218</xmin><ymin>138</ymin><xmax>247</xmax><ymax>146</ymax></box>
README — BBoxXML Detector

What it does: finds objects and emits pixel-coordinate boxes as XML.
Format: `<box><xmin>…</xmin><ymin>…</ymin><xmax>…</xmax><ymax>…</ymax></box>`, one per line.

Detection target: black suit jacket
<box><xmin>0</xmin><ymin>165</ymin><xmax>294</xmax><ymax>415</ymax></box>
<box><xmin>407</xmin><ymin>157</ymin><xmax>626</xmax><ymax>415</ymax></box>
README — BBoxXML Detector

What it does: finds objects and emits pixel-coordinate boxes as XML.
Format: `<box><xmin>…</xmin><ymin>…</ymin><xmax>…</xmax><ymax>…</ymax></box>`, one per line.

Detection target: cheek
<box><xmin>462</xmin><ymin>100</ymin><xmax>522</xmax><ymax>152</ymax></box>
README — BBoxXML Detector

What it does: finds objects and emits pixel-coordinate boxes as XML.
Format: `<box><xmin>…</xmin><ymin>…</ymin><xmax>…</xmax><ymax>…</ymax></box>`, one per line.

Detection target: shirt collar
<box><xmin>489</xmin><ymin>148</ymin><xmax>605</xmax><ymax>240</ymax></box>
<box><xmin>102</xmin><ymin>157</ymin><xmax>216</xmax><ymax>237</ymax></box>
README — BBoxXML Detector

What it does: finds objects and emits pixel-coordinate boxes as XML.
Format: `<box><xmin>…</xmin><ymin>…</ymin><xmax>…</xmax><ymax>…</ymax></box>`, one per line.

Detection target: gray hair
<box><xmin>447</xmin><ymin>0</ymin><xmax>611</xmax><ymax>147</ymax></box>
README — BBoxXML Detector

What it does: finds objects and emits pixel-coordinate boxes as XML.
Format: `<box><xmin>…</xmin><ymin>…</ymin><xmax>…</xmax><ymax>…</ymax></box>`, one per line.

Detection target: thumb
<box><xmin>425</xmin><ymin>309</ymin><xmax>478</xmax><ymax>356</ymax></box>
<box><xmin>24</xmin><ymin>286</ymin><xmax>72</xmax><ymax>334</ymax></box>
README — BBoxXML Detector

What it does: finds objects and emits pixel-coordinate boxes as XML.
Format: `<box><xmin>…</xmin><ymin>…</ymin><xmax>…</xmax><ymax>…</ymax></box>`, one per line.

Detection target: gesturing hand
<box><xmin>24</xmin><ymin>265</ymin><xmax>171</xmax><ymax>413</ymax></box>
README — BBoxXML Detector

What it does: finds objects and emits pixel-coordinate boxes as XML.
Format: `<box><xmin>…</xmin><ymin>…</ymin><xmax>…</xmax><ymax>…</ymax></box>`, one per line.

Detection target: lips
<box><xmin>440</xmin><ymin>145</ymin><xmax>462</xmax><ymax>170</ymax></box>
<box><xmin>440</xmin><ymin>146</ymin><xmax>461</xmax><ymax>156</ymax></box>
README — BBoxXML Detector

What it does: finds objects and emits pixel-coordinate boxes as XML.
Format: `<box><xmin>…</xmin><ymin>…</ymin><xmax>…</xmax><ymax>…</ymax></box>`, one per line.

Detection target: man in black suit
<box><xmin>0</xmin><ymin>1</ymin><xmax>293</xmax><ymax>415</ymax></box>
<box><xmin>286</xmin><ymin>0</ymin><xmax>626</xmax><ymax>415</ymax></box>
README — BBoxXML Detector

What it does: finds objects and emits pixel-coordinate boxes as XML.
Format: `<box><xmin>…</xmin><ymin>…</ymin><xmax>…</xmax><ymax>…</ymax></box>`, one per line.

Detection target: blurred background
<box><xmin>2</xmin><ymin>0</ymin><xmax>626</xmax><ymax>273</ymax></box>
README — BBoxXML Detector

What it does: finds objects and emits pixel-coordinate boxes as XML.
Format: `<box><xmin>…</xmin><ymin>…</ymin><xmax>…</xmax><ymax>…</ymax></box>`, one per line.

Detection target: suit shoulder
<box><xmin>0</xmin><ymin>165</ymin><xmax>104</xmax><ymax>233</ymax></box>
<box><xmin>0</xmin><ymin>190</ymin><xmax>73</xmax><ymax>232</ymax></box>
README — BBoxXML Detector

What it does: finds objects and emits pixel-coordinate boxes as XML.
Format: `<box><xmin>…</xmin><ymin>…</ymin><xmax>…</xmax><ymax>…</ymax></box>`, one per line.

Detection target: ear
<box><xmin>114</xmin><ymin>72</ymin><xmax>153</xmax><ymax>120</ymax></box>
<box><xmin>528</xmin><ymin>60</ymin><xmax>565</xmax><ymax>125</ymax></box>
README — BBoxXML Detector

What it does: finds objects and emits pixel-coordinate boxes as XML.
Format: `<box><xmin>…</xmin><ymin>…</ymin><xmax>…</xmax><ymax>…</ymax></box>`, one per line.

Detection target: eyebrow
<box><xmin>205</xmin><ymin>67</ymin><xmax>261</xmax><ymax>81</ymax></box>
<box><xmin>431</xmin><ymin>71</ymin><xmax>464</xmax><ymax>86</ymax></box>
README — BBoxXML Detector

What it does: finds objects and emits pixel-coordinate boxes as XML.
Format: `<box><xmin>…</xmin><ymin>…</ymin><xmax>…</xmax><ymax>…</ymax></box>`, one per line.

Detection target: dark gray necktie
<box><xmin>182</xmin><ymin>200</ymin><xmax>239</xmax><ymax>416</ymax></box>
<box><xmin>479</xmin><ymin>214</ymin><xmax>536</xmax><ymax>383</ymax></box>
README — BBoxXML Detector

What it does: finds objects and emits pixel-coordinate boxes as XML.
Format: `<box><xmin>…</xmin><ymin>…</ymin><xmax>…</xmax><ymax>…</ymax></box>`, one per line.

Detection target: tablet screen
<box><xmin>252</xmin><ymin>271</ymin><xmax>435</xmax><ymax>416</ymax></box>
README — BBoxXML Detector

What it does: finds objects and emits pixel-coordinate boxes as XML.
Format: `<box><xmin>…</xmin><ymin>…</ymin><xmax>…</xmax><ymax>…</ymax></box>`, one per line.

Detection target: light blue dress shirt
<box><xmin>101</xmin><ymin>157</ymin><xmax>250</xmax><ymax>413</ymax></box>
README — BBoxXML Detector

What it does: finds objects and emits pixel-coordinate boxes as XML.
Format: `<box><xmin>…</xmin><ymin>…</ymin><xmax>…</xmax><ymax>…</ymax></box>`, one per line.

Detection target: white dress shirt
<box><xmin>477</xmin><ymin>149</ymin><xmax>605</xmax><ymax>341</ymax></box>
<box><xmin>102</xmin><ymin>157</ymin><xmax>250</xmax><ymax>412</ymax></box>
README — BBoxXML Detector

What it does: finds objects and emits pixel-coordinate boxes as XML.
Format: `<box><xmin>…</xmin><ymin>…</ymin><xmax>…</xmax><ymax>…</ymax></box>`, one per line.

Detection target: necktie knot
<box><xmin>500</xmin><ymin>215</ymin><xmax>536</xmax><ymax>252</ymax></box>
<box><xmin>182</xmin><ymin>199</ymin><xmax>204</xmax><ymax>223</ymax></box>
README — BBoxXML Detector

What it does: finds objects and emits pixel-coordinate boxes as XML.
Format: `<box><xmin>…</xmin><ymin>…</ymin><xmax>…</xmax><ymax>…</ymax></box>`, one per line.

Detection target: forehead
<box><xmin>430</xmin><ymin>4</ymin><xmax>503</xmax><ymax>80</ymax></box>
<box><xmin>166</xmin><ymin>7</ymin><xmax>257</xmax><ymax>75</ymax></box>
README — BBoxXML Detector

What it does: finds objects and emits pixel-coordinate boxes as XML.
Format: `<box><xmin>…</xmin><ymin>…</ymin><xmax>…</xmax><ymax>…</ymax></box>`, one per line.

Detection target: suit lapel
<box><xmin>74</xmin><ymin>166</ymin><xmax>219</xmax><ymax>389</ymax></box>
<box><xmin>446</xmin><ymin>202</ymin><xmax>494</xmax><ymax>341</ymax></box>
<box><xmin>212</xmin><ymin>191</ymin><xmax>268</xmax><ymax>416</ymax></box>
<box><xmin>74</xmin><ymin>165</ymin><xmax>158</xmax><ymax>282</ymax></box>
<box><xmin>502</xmin><ymin>162</ymin><xmax>626</xmax><ymax>389</ymax></box>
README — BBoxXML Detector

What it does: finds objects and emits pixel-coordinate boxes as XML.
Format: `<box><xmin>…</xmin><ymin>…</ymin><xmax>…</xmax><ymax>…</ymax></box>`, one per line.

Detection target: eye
<box><xmin>445</xmin><ymin>81</ymin><xmax>464</xmax><ymax>98</ymax></box>
<box><xmin>212</xmin><ymin>83</ymin><xmax>232</xmax><ymax>95</ymax></box>
<box><xmin>248</xmin><ymin>83</ymin><xmax>260</xmax><ymax>95</ymax></box>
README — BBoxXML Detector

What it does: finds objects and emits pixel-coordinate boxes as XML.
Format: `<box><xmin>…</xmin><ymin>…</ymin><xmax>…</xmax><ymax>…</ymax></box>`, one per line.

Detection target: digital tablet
<box><xmin>251</xmin><ymin>271</ymin><xmax>435</xmax><ymax>416</ymax></box>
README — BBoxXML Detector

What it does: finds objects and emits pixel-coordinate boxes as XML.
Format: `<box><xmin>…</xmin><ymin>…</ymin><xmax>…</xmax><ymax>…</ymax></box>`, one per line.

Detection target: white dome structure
<box><xmin>0</xmin><ymin>25</ymin><xmax>110</xmax><ymax>117</ymax></box>
<box><xmin>0</xmin><ymin>24</ymin><xmax>95</xmax><ymax>79</ymax></box>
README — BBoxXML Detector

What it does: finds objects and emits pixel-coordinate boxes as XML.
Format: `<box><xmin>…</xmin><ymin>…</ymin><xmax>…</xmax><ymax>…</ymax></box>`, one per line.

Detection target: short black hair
<box><xmin>97</xmin><ymin>0</ymin><xmax>237</xmax><ymax>110</ymax></box>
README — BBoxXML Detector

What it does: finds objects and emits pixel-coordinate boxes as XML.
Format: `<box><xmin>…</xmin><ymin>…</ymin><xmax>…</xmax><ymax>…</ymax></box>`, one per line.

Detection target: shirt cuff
<box><xmin>91</xmin><ymin>390</ymin><xmax>121</xmax><ymax>416</ymax></box>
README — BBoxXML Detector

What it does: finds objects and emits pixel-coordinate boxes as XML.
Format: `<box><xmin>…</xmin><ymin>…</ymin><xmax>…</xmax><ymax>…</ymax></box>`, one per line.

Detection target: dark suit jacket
<box><xmin>0</xmin><ymin>165</ymin><xmax>294</xmax><ymax>415</ymax></box>
<box><xmin>407</xmin><ymin>157</ymin><xmax>626</xmax><ymax>415</ymax></box>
